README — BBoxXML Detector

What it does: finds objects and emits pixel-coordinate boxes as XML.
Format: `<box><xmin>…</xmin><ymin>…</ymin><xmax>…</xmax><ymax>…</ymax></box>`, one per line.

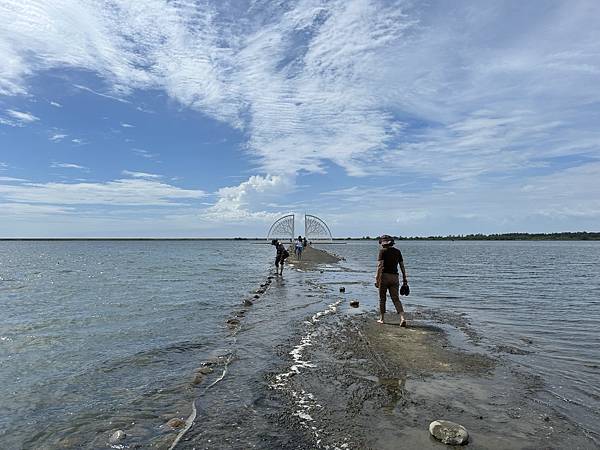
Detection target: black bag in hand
<box><xmin>400</xmin><ymin>283</ymin><xmax>410</xmax><ymax>296</ymax></box>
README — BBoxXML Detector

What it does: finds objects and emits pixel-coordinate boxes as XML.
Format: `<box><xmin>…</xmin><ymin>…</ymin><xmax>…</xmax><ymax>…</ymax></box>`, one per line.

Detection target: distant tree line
<box><xmin>346</xmin><ymin>232</ymin><xmax>600</xmax><ymax>241</ymax></box>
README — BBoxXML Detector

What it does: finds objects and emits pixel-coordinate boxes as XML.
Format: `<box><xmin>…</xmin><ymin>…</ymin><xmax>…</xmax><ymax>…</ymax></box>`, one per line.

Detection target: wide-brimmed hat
<box><xmin>379</xmin><ymin>234</ymin><xmax>395</xmax><ymax>246</ymax></box>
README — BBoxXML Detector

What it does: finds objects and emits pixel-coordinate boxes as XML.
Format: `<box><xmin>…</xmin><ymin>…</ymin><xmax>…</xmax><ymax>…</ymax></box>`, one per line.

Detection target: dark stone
<box><xmin>167</xmin><ymin>418</ymin><xmax>185</xmax><ymax>428</ymax></box>
<box><xmin>339</xmin><ymin>287</ymin><xmax>346</xmax><ymax>293</ymax></box>
<box><xmin>226</xmin><ymin>318</ymin><xmax>240</xmax><ymax>326</ymax></box>
<box><xmin>243</xmin><ymin>299</ymin><xmax>253</xmax><ymax>306</ymax></box>
<box><xmin>195</xmin><ymin>366</ymin><xmax>213</xmax><ymax>375</ymax></box>
<box><xmin>253</xmin><ymin>294</ymin><xmax>260</xmax><ymax>299</ymax></box>
<box><xmin>349</xmin><ymin>300</ymin><xmax>359</xmax><ymax>308</ymax></box>
<box><xmin>429</xmin><ymin>420</ymin><xmax>469</xmax><ymax>445</ymax></box>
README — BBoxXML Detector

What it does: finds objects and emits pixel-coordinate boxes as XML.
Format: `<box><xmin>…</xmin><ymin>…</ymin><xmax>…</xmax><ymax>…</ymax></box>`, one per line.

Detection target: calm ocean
<box><xmin>0</xmin><ymin>240</ymin><xmax>598</xmax><ymax>448</ymax></box>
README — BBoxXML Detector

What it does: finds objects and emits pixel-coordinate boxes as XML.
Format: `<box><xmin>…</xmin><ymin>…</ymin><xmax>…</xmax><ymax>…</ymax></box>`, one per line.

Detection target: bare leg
<box><xmin>389</xmin><ymin>282</ymin><xmax>406</xmax><ymax>327</ymax></box>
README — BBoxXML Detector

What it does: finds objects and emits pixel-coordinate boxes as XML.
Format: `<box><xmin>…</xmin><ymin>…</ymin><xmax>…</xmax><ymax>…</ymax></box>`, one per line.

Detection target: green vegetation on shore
<box><xmin>350</xmin><ymin>231</ymin><xmax>600</xmax><ymax>241</ymax></box>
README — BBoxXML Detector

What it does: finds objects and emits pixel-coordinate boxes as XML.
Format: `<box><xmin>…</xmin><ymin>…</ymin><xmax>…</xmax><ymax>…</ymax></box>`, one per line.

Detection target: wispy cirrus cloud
<box><xmin>122</xmin><ymin>170</ymin><xmax>162</xmax><ymax>179</ymax></box>
<box><xmin>1</xmin><ymin>0</ymin><xmax>598</xmax><ymax>181</ymax></box>
<box><xmin>49</xmin><ymin>133</ymin><xmax>68</xmax><ymax>142</ymax></box>
<box><xmin>7</xmin><ymin>109</ymin><xmax>39</xmax><ymax>122</ymax></box>
<box><xmin>0</xmin><ymin>202</ymin><xmax>74</xmax><ymax>216</ymax></box>
<box><xmin>0</xmin><ymin>178</ymin><xmax>205</xmax><ymax>206</ymax></box>
<box><xmin>1</xmin><ymin>109</ymin><xmax>39</xmax><ymax>127</ymax></box>
<box><xmin>132</xmin><ymin>148</ymin><xmax>159</xmax><ymax>160</ymax></box>
<box><xmin>51</xmin><ymin>162</ymin><xmax>87</xmax><ymax>170</ymax></box>
<box><xmin>0</xmin><ymin>176</ymin><xmax>27</xmax><ymax>182</ymax></box>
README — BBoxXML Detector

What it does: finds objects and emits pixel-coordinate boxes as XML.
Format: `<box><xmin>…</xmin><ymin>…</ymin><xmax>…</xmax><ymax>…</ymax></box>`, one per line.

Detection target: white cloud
<box><xmin>0</xmin><ymin>178</ymin><xmax>205</xmax><ymax>206</ymax></box>
<box><xmin>51</xmin><ymin>162</ymin><xmax>86</xmax><ymax>169</ymax></box>
<box><xmin>72</xmin><ymin>84</ymin><xmax>131</xmax><ymax>103</ymax></box>
<box><xmin>49</xmin><ymin>101</ymin><xmax>62</xmax><ymax>107</ymax></box>
<box><xmin>0</xmin><ymin>176</ymin><xmax>27</xmax><ymax>182</ymax></box>
<box><xmin>49</xmin><ymin>133</ymin><xmax>68</xmax><ymax>142</ymax></box>
<box><xmin>0</xmin><ymin>117</ymin><xmax>17</xmax><ymax>127</ymax></box>
<box><xmin>122</xmin><ymin>170</ymin><xmax>162</xmax><ymax>179</ymax></box>
<box><xmin>205</xmin><ymin>174</ymin><xmax>292</xmax><ymax>221</ymax></box>
<box><xmin>71</xmin><ymin>138</ymin><xmax>85</xmax><ymax>144</ymax></box>
<box><xmin>6</xmin><ymin>109</ymin><xmax>39</xmax><ymax>123</ymax></box>
<box><xmin>0</xmin><ymin>162</ymin><xmax>7</xmax><ymax>170</ymax></box>
<box><xmin>120</xmin><ymin>122</ymin><xmax>134</xmax><ymax>128</ymax></box>
<box><xmin>132</xmin><ymin>148</ymin><xmax>158</xmax><ymax>159</ymax></box>
<box><xmin>0</xmin><ymin>202</ymin><xmax>74</xmax><ymax>216</ymax></box>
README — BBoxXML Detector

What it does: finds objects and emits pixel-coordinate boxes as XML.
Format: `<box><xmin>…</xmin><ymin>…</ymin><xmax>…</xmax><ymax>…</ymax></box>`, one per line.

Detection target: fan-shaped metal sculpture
<box><xmin>304</xmin><ymin>214</ymin><xmax>333</xmax><ymax>242</ymax></box>
<box><xmin>267</xmin><ymin>214</ymin><xmax>295</xmax><ymax>242</ymax></box>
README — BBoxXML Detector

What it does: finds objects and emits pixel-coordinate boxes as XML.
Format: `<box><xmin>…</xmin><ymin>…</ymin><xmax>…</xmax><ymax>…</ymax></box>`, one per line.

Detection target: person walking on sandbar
<box><xmin>271</xmin><ymin>239</ymin><xmax>289</xmax><ymax>275</ymax></box>
<box><xmin>375</xmin><ymin>234</ymin><xmax>409</xmax><ymax>326</ymax></box>
<box><xmin>295</xmin><ymin>235</ymin><xmax>304</xmax><ymax>260</ymax></box>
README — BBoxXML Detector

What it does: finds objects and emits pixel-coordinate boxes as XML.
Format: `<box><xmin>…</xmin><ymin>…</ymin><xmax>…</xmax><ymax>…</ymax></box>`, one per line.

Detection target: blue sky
<box><xmin>1</xmin><ymin>0</ymin><xmax>599</xmax><ymax>237</ymax></box>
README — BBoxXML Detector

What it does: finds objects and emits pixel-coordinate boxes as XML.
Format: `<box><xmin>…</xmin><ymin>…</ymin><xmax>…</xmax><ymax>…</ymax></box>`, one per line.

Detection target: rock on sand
<box><xmin>429</xmin><ymin>420</ymin><xmax>469</xmax><ymax>445</ymax></box>
<box><xmin>167</xmin><ymin>418</ymin><xmax>186</xmax><ymax>429</ymax></box>
<box><xmin>109</xmin><ymin>430</ymin><xmax>126</xmax><ymax>443</ymax></box>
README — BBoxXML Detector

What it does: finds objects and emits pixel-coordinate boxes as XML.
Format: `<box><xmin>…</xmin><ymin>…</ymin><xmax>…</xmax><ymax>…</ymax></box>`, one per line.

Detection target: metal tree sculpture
<box><xmin>267</xmin><ymin>214</ymin><xmax>295</xmax><ymax>242</ymax></box>
<box><xmin>304</xmin><ymin>214</ymin><xmax>333</xmax><ymax>242</ymax></box>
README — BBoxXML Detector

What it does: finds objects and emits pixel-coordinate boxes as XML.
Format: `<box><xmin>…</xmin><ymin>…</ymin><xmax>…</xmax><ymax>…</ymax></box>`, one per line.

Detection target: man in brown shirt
<box><xmin>375</xmin><ymin>235</ymin><xmax>408</xmax><ymax>326</ymax></box>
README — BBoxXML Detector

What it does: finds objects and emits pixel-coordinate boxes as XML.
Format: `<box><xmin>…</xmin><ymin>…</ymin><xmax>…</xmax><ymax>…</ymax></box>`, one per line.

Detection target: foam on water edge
<box><xmin>271</xmin><ymin>296</ymin><xmax>352</xmax><ymax>449</ymax></box>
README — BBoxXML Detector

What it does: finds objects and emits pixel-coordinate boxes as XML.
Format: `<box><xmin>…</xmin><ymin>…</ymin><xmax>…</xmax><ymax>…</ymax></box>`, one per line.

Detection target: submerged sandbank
<box><xmin>272</xmin><ymin>304</ymin><xmax>594</xmax><ymax>449</ymax></box>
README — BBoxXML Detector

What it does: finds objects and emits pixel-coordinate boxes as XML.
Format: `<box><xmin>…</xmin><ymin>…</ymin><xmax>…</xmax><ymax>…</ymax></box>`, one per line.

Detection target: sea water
<box><xmin>1</xmin><ymin>240</ymin><xmax>599</xmax><ymax>448</ymax></box>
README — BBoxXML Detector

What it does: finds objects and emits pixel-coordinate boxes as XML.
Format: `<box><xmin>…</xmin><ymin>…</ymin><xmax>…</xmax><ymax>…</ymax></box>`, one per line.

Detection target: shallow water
<box><xmin>1</xmin><ymin>240</ymin><xmax>599</xmax><ymax>448</ymax></box>
<box><xmin>328</xmin><ymin>240</ymin><xmax>600</xmax><ymax>445</ymax></box>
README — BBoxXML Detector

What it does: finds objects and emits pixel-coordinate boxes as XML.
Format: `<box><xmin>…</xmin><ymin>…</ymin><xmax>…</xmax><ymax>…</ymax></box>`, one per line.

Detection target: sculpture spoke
<box><xmin>304</xmin><ymin>214</ymin><xmax>333</xmax><ymax>242</ymax></box>
<box><xmin>267</xmin><ymin>214</ymin><xmax>295</xmax><ymax>242</ymax></box>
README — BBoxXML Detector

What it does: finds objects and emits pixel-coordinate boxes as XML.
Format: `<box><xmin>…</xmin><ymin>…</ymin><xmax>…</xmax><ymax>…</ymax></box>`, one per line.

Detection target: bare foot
<box><xmin>377</xmin><ymin>319</ymin><xmax>385</xmax><ymax>324</ymax></box>
<box><xmin>400</xmin><ymin>320</ymin><xmax>407</xmax><ymax>328</ymax></box>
